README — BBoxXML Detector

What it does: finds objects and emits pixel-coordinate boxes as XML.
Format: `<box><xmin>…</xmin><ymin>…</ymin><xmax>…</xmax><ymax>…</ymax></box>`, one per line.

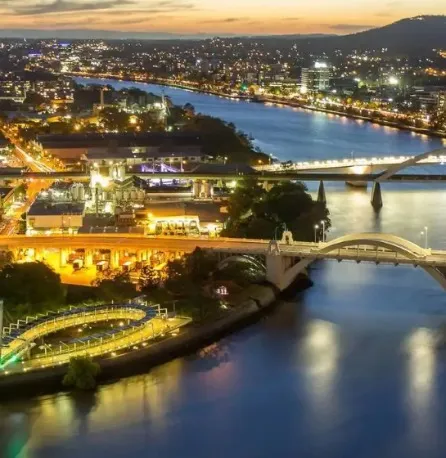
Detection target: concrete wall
<box><xmin>27</xmin><ymin>214</ymin><xmax>84</xmax><ymax>230</ymax></box>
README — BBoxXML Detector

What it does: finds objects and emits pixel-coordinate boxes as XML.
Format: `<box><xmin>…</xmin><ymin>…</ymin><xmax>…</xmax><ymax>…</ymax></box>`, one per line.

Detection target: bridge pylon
<box><xmin>371</xmin><ymin>182</ymin><xmax>383</xmax><ymax>209</ymax></box>
<box><xmin>317</xmin><ymin>180</ymin><xmax>326</xmax><ymax>204</ymax></box>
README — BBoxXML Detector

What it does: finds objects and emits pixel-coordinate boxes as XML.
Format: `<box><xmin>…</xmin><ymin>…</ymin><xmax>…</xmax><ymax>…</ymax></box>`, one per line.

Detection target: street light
<box><xmin>420</xmin><ymin>226</ymin><xmax>428</xmax><ymax>249</ymax></box>
<box><xmin>320</xmin><ymin>220</ymin><xmax>326</xmax><ymax>242</ymax></box>
<box><xmin>314</xmin><ymin>224</ymin><xmax>319</xmax><ymax>243</ymax></box>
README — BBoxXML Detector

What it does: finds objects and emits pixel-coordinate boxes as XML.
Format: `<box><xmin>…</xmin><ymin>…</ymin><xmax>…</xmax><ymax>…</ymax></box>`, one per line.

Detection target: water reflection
<box><xmin>299</xmin><ymin>320</ymin><xmax>340</xmax><ymax>423</ymax></box>
<box><xmin>404</xmin><ymin>328</ymin><xmax>438</xmax><ymax>452</ymax></box>
<box><xmin>405</xmin><ymin>328</ymin><xmax>436</xmax><ymax>404</ymax></box>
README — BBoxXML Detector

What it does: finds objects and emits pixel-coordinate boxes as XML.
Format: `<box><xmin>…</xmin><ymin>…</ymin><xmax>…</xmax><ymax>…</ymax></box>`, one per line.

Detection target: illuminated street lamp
<box><xmin>320</xmin><ymin>220</ymin><xmax>326</xmax><ymax>242</ymax></box>
<box><xmin>314</xmin><ymin>224</ymin><xmax>319</xmax><ymax>243</ymax></box>
<box><xmin>420</xmin><ymin>226</ymin><xmax>428</xmax><ymax>249</ymax></box>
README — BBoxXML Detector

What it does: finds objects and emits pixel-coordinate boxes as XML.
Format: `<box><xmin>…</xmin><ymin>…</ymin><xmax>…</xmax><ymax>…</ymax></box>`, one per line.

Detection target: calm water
<box><xmin>2</xmin><ymin>79</ymin><xmax>446</xmax><ymax>458</ymax></box>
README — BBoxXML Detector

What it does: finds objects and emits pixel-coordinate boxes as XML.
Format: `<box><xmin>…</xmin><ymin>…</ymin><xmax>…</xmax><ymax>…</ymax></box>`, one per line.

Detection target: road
<box><xmin>0</xmin><ymin>132</ymin><xmax>56</xmax><ymax>235</ymax></box>
<box><xmin>2</xmin><ymin>232</ymin><xmax>446</xmax><ymax>266</ymax></box>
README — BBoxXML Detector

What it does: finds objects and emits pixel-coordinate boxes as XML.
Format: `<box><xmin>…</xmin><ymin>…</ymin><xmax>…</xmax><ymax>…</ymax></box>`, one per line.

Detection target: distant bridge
<box><xmin>1</xmin><ymin>146</ymin><xmax>445</xmax><ymax>208</ymax></box>
<box><xmin>256</xmin><ymin>147</ymin><xmax>446</xmax><ymax>174</ymax></box>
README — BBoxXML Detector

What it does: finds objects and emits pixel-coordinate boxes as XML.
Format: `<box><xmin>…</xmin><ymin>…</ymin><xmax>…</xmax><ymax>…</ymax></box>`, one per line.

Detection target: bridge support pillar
<box><xmin>193</xmin><ymin>180</ymin><xmax>201</xmax><ymax>199</ymax></box>
<box><xmin>84</xmin><ymin>250</ymin><xmax>93</xmax><ymax>267</ymax></box>
<box><xmin>265</xmin><ymin>253</ymin><xmax>285</xmax><ymax>290</ymax></box>
<box><xmin>371</xmin><ymin>182</ymin><xmax>383</xmax><ymax>209</ymax></box>
<box><xmin>110</xmin><ymin>250</ymin><xmax>120</xmax><ymax>269</ymax></box>
<box><xmin>317</xmin><ymin>180</ymin><xmax>326</xmax><ymax>204</ymax></box>
<box><xmin>34</xmin><ymin>248</ymin><xmax>43</xmax><ymax>262</ymax></box>
<box><xmin>59</xmin><ymin>249</ymin><xmax>68</xmax><ymax>267</ymax></box>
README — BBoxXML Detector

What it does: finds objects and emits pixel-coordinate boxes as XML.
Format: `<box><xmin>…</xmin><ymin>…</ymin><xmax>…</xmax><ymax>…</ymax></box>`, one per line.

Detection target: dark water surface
<box><xmin>2</xmin><ymin>80</ymin><xmax>446</xmax><ymax>458</ymax></box>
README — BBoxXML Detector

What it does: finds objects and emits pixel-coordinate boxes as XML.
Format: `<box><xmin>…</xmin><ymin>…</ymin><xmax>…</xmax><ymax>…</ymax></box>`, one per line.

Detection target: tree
<box><xmin>63</xmin><ymin>356</ymin><xmax>101</xmax><ymax>390</ymax></box>
<box><xmin>92</xmin><ymin>270</ymin><xmax>136</xmax><ymax>302</ymax></box>
<box><xmin>214</xmin><ymin>262</ymin><xmax>264</xmax><ymax>287</ymax></box>
<box><xmin>178</xmin><ymin>292</ymin><xmax>221</xmax><ymax>322</ymax></box>
<box><xmin>222</xmin><ymin>180</ymin><xmax>330</xmax><ymax>242</ymax></box>
<box><xmin>185</xmin><ymin>248</ymin><xmax>218</xmax><ymax>283</ymax></box>
<box><xmin>138</xmin><ymin>265</ymin><xmax>161</xmax><ymax>293</ymax></box>
<box><xmin>0</xmin><ymin>250</ymin><xmax>13</xmax><ymax>269</ymax></box>
<box><xmin>164</xmin><ymin>258</ymin><xmax>190</xmax><ymax>294</ymax></box>
<box><xmin>24</xmin><ymin>92</ymin><xmax>46</xmax><ymax>108</ymax></box>
<box><xmin>0</xmin><ymin>262</ymin><xmax>65</xmax><ymax>316</ymax></box>
<box><xmin>429</xmin><ymin>110</ymin><xmax>446</xmax><ymax>131</ymax></box>
<box><xmin>100</xmin><ymin>108</ymin><xmax>131</xmax><ymax>132</ymax></box>
<box><xmin>180</xmin><ymin>114</ymin><xmax>268</xmax><ymax>164</ymax></box>
<box><xmin>226</xmin><ymin>177</ymin><xmax>266</xmax><ymax>220</ymax></box>
<box><xmin>183</xmin><ymin>103</ymin><xmax>195</xmax><ymax>115</ymax></box>
<box><xmin>164</xmin><ymin>248</ymin><xmax>218</xmax><ymax>295</ymax></box>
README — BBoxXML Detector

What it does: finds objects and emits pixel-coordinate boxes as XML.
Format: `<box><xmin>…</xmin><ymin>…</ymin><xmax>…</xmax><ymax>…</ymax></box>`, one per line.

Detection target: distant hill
<box><xmin>0</xmin><ymin>16</ymin><xmax>444</xmax><ymax>57</ymax></box>
<box><xmin>292</xmin><ymin>16</ymin><xmax>446</xmax><ymax>55</ymax></box>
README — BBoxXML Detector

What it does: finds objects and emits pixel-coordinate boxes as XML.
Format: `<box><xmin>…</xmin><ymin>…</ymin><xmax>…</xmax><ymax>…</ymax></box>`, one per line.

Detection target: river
<box><xmin>2</xmin><ymin>78</ymin><xmax>446</xmax><ymax>458</ymax></box>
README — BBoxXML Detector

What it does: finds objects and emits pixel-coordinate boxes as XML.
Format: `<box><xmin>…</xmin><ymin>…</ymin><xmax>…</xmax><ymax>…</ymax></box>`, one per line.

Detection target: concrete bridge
<box><xmin>1</xmin><ymin>232</ymin><xmax>446</xmax><ymax>292</ymax></box>
<box><xmin>256</xmin><ymin>148</ymin><xmax>446</xmax><ymax>174</ymax></box>
<box><xmin>0</xmin><ymin>146</ymin><xmax>445</xmax><ymax>208</ymax></box>
<box><xmin>261</xmin><ymin>232</ymin><xmax>446</xmax><ymax>291</ymax></box>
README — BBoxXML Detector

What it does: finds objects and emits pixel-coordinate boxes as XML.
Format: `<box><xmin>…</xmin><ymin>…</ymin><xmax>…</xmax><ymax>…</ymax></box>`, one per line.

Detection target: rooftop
<box><xmin>28</xmin><ymin>201</ymin><xmax>85</xmax><ymax>216</ymax></box>
<box><xmin>37</xmin><ymin>132</ymin><xmax>205</xmax><ymax>150</ymax></box>
<box><xmin>143</xmin><ymin>201</ymin><xmax>225</xmax><ymax>222</ymax></box>
<box><xmin>86</xmin><ymin>147</ymin><xmax>206</xmax><ymax>160</ymax></box>
<box><xmin>190</xmin><ymin>163</ymin><xmax>255</xmax><ymax>174</ymax></box>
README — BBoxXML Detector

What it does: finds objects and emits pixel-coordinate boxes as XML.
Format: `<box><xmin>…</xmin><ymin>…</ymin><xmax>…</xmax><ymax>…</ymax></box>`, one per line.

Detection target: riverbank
<box><xmin>262</xmin><ymin>99</ymin><xmax>446</xmax><ymax>140</ymax></box>
<box><xmin>71</xmin><ymin>72</ymin><xmax>446</xmax><ymax>141</ymax></box>
<box><xmin>0</xmin><ymin>273</ymin><xmax>312</xmax><ymax>400</ymax></box>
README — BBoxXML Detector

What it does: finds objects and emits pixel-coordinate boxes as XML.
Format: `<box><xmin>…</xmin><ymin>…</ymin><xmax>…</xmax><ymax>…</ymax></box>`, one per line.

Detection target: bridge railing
<box><xmin>12</xmin><ymin>318</ymin><xmax>191</xmax><ymax>374</ymax></box>
<box><xmin>0</xmin><ymin>303</ymin><xmax>161</xmax><ymax>367</ymax></box>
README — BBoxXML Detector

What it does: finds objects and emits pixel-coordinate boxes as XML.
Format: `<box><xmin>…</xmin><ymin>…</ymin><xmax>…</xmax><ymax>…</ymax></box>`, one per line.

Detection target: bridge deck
<box><xmin>1</xmin><ymin>171</ymin><xmax>446</xmax><ymax>183</ymax></box>
<box><xmin>2</xmin><ymin>234</ymin><xmax>446</xmax><ymax>267</ymax></box>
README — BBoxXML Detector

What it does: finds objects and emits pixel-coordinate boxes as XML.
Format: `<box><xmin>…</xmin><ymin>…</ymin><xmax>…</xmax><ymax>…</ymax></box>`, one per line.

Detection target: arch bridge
<box><xmin>2</xmin><ymin>232</ymin><xmax>446</xmax><ymax>292</ymax></box>
<box><xmin>261</xmin><ymin>232</ymin><xmax>446</xmax><ymax>291</ymax></box>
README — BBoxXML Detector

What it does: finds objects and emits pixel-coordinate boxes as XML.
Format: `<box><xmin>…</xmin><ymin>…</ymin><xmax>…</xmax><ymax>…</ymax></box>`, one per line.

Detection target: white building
<box><xmin>27</xmin><ymin>202</ymin><xmax>85</xmax><ymax>233</ymax></box>
<box><xmin>301</xmin><ymin>62</ymin><xmax>331</xmax><ymax>93</ymax></box>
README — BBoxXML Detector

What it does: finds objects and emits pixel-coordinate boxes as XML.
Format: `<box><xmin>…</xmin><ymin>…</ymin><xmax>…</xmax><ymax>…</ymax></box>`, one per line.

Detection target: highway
<box><xmin>0</xmin><ymin>133</ymin><xmax>57</xmax><ymax>235</ymax></box>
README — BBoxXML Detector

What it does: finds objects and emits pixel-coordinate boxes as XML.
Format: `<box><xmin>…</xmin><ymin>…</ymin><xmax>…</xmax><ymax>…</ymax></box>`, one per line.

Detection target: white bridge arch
<box><xmin>269</xmin><ymin>232</ymin><xmax>446</xmax><ymax>291</ymax></box>
<box><xmin>319</xmin><ymin>232</ymin><xmax>427</xmax><ymax>258</ymax></box>
<box><xmin>376</xmin><ymin>146</ymin><xmax>446</xmax><ymax>182</ymax></box>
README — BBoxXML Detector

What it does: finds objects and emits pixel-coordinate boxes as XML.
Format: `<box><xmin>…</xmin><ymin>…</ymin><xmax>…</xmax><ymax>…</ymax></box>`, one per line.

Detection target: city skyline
<box><xmin>0</xmin><ymin>0</ymin><xmax>444</xmax><ymax>37</ymax></box>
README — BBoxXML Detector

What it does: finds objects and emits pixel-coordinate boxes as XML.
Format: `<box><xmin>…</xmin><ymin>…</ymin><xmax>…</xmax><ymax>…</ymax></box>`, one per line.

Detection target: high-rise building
<box><xmin>438</xmin><ymin>92</ymin><xmax>446</xmax><ymax>114</ymax></box>
<box><xmin>301</xmin><ymin>62</ymin><xmax>331</xmax><ymax>93</ymax></box>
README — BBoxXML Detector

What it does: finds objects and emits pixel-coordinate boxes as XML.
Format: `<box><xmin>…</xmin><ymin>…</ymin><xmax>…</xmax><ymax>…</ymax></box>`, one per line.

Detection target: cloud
<box><xmin>200</xmin><ymin>17</ymin><xmax>249</xmax><ymax>24</ymax></box>
<box><xmin>375</xmin><ymin>1</ymin><xmax>402</xmax><ymax>18</ymax></box>
<box><xmin>13</xmin><ymin>0</ymin><xmax>133</xmax><ymax>15</ymax></box>
<box><xmin>328</xmin><ymin>23</ymin><xmax>372</xmax><ymax>32</ymax></box>
<box><xmin>8</xmin><ymin>0</ymin><xmax>196</xmax><ymax>16</ymax></box>
<box><xmin>281</xmin><ymin>17</ymin><xmax>300</xmax><ymax>21</ymax></box>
